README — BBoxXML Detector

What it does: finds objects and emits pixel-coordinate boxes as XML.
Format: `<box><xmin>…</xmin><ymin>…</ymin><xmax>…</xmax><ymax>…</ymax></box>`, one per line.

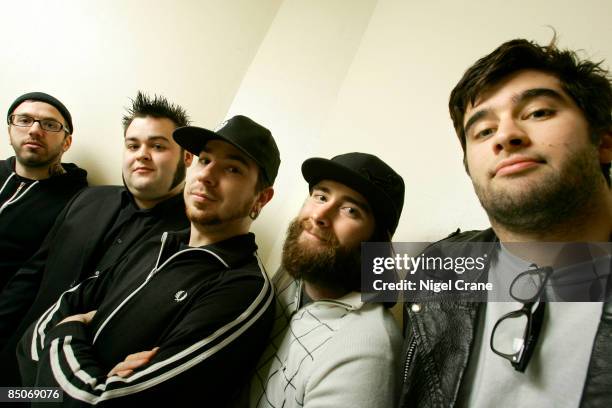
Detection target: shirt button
<box><xmin>411</xmin><ymin>304</ymin><xmax>421</xmax><ymax>313</ymax></box>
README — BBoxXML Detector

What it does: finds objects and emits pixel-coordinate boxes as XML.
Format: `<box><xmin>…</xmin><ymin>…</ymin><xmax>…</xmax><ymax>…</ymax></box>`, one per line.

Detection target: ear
<box><xmin>183</xmin><ymin>150</ymin><xmax>194</xmax><ymax>167</ymax></box>
<box><xmin>253</xmin><ymin>187</ymin><xmax>274</xmax><ymax>213</ymax></box>
<box><xmin>62</xmin><ymin>134</ymin><xmax>72</xmax><ymax>152</ymax></box>
<box><xmin>599</xmin><ymin>130</ymin><xmax>612</xmax><ymax>164</ymax></box>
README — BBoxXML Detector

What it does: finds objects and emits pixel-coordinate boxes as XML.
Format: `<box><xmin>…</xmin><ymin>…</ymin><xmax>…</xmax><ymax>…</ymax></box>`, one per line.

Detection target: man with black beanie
<box><xmin>1</xmin><ymin>91</ymin><xmax>88</xmax><ymax>292</ymax></box>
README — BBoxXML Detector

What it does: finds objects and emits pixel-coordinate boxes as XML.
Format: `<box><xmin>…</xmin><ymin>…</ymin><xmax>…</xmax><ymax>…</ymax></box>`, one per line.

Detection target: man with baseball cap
<box><xmin>1</xmin><ymin>92</ymin><xmax>87</xmax><ymax>290</ymax></box>
<box><xmin>18</xmin><ymin>115</ymin><xmax>279</xmax><ymax>406</ymax></box>
<box><xmin>249</xmin><ymin>152</ymin><xmax>405</xmax><ymax>407</ymax></box>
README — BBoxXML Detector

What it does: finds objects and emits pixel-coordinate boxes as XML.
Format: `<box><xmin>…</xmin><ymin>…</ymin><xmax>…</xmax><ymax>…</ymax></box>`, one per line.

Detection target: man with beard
<box><xmin>1</xmin><ymin>92</ymin><xmax>88</xmax><ymax>291</ymax></box>
<box><xmin>399</xmin><ymin>39</ymin><xmax>612</xmax><ymax>408</ymax></box>
<box><xmin>249</xmin><ymin>152</ymin><xmax>405</xmax><ymax>408</ymax></box>
<box><xmin>0</xmin><ymin>92</ymin><xmax>191</xmax><ymax>386</ymax></box>
<box><xmin>17</xmin><ymin>115</ymin><xmax>278</xmax><ymax>406</ymax></box>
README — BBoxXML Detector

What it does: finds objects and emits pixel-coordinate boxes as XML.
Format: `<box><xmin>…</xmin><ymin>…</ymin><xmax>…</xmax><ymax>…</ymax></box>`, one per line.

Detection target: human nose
<box><xmin>195</xmin><ymin>160</ymin><xmax>217</xmax><ymax>186</ymax></box>
<box><xmin>27</xmin><ymin>120</ymin><xmax>45</xmax><ymax>136</ymax></box>
<box><xmin>135</xmin><ymin>145</ymin><xmax>152</xmax><ymax>161</ymax></box>
<box><xmin>310</xmin><ymin>202</ymin><xmax>334</xmax><ymax>228</ymax></box>
<box><xmin>492</xmin><ymin>117</ymin><xmax>530</xmax><ymax>154</ymax></box>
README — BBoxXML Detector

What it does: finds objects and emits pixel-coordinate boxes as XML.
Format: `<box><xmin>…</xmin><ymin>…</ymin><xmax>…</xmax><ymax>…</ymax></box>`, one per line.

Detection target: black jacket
<box><xmin>0</xmin><ymin>157</ymin><xmax>87</xmax><ymax>289</ymax></box>
<box><xmin>17</xmin><ymin>230</ymin><xmax>274</xmax><ymax>407</ymax></box>
<box><xmin>399</xmin><ymin>229</ymin><xmax>612</xmax><ymax>408</ymax></box>
<box><xmin>0</xmin><ymin>186</ymin><xmax>188</xmax><ymax>386</ymax></box>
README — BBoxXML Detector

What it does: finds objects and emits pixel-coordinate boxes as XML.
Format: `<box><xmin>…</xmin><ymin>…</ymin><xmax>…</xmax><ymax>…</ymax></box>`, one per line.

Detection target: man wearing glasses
<box><xmin>400</xmin><ymin>38</ymin><xmax>611</xmax><ymax>407</ymax></box>
<box><xmin>0</xmin><ymin>92</ymin><xmax>88</xmax><ymax>292</ymax></box>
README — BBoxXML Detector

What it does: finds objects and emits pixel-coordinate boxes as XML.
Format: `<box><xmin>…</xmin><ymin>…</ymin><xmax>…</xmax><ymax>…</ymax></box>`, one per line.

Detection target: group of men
<box><xmin>0</xmin><ymin>35</ymin><xmax>610</xmax><ymax>407</ymax></box>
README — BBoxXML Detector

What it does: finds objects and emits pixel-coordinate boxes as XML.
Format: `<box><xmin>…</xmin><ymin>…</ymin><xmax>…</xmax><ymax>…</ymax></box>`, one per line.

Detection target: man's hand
<box><xmin>59</xmin><ymin>310</ymin><xmax>96</xmax><ymax>325</ymax></box>
<box><xmin>107</xmin><ymin>347</ymin><xmax>160</xmax><ymax>378</ymax></box>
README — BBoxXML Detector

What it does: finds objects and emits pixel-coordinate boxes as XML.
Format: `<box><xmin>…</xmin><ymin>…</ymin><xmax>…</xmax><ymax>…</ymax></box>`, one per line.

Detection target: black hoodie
<box><xmin>0</xmin><ymin>156</ymin><xmax>88</xmax><ymax>289</ymax></box>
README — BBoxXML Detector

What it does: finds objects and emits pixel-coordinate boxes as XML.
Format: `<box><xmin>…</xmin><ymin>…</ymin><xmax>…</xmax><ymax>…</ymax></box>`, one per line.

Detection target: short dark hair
<box><xmin>449</xmin><ymin>38</ymin><xmax>612</xmax><ymax>185</ymax></box>
<box><xmin>122</xmin><ymin>91</ymin><xmax>190</xmax><ymax>133</ymax></box>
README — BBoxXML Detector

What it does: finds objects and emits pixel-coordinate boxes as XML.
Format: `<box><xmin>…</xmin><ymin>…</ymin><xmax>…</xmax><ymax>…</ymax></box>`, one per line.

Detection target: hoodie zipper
<box><xmin>0</xmin><ymin>181</ymin><xmax>26</xmax><ymax>215</ymax></box>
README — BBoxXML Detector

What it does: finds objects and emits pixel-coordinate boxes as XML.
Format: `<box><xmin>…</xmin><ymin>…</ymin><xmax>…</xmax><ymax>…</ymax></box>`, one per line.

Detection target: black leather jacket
<box><xmin>399</xmin><ymin>229</ymin><xmax>612</xmax><ymax>408</ymax></box>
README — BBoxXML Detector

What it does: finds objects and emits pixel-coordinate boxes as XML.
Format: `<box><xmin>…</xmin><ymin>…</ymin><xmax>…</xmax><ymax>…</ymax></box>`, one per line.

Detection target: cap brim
<box><xmin>173</xmin><ymin>126</ymin><xmax>223</xmax><ymax>155</ymax></box>
<box><xmin>173</xmin><ymin>126</ymin><xmax>270</xmax><ymax>183</ymax></box>
<box><xmin>301</xmin><ymin>157</ymin><xmax>397</xmax><ymax>229</ymax></box>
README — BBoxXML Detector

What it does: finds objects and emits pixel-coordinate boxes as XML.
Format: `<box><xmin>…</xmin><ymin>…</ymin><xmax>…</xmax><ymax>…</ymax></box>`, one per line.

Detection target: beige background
<box><xmin>2</xmin><ymin>0</ymin><xmax>611</xmax><ymax>272</ymax></box>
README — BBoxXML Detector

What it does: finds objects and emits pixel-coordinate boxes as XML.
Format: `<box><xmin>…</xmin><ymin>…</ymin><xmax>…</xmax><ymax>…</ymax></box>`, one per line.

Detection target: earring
<box><xmin>249</xmin><ymin>208</ymin><xmax>259</xmax><ymax>220</ymax></box>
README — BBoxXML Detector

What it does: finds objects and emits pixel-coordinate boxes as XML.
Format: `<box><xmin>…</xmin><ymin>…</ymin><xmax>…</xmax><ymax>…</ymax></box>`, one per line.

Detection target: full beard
<box><xmin>282</xmin><ymin>218</ymin><xmax>362</xmax><ymax>293</ymax></box>
<box><xmin>473</xmin><ymin>144</ymin><xmax>602</xmax><ymax>234</ymax></box>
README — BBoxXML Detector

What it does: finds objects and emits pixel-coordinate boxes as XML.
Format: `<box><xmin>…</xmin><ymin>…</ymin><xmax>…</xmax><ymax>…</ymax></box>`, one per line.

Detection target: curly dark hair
<box><xmin>449</xmin><ymin>38</ymin><xmax>612</xmax><ymax>185</ymax></box>
<box><xmin>122</xmin><ymin>91</ymin><xmax>190</xmax><ymax>133</ymax></box>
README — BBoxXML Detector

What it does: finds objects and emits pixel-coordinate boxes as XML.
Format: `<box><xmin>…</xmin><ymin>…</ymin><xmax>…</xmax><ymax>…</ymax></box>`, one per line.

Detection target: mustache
<box><xmin>189</xmin><ymin>186</ymin><xmax>218</xmax><ymax>201</ymax></box>
<box><xmin>299</xmin><ymin>218</ymin><xmax>339</xmax><ymax>245</ymax></box>
<box><xmin>22</xmin><ymin>138</ymin><xmax>46</xmax><ymax>147</ymax></box>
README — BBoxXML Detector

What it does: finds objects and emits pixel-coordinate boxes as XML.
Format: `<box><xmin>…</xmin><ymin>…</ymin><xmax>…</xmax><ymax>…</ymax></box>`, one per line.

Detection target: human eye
<box><xmin>41</xmin><ymin>119</ymin><xmax>62</xmax><ymax>132</ymax></box>
<box><xmin>226</xmin><ymin>166</ymin><xmax>241</xmax><ymax>174</ymax></box>
<box><xmin>476</xmin><ymin>128</ymin><xmax>495</xmax><ymax>138</ymax></box>
<box><xmin>526</xmin><ymin>108</ymin><xmax>555</xmax><ymax>120</ymax></box>
<box><xmin>152</xmin><ymin>143</ymin><xmax>166</xmax><ymax>151</ymax></box>
<box><xmin>14</xmin><ymin>115</ymin><xmax>33</xmax><ymax>126</ymax></box>
<box><xmin>469</xmin><ymin>125</ymin><xmax>495</xmax><ymax>141</ymax></box>
<box><xmin>125</xmin><ymin>143</ymin><xmax>139</xmax><ymax>151</ymax></box>
<box><xmin>198</xmin><ymin>156</ymin><xmax>211</xmax><ymax>165</ymax></box>
<box><xmin>341</xmin><ymin>206</ymin><xmax>360</xmax><ymax>218</ymax></box>
<box><xmin>311</xmin><ymin>192</ymin><xmax>327</xmax><ymax>203</ymax></box>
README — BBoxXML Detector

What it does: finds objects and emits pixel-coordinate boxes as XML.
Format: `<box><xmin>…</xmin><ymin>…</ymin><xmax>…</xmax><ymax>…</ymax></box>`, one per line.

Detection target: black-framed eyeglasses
<box><xmin>8</xmin><ymin>114</ymin><xmax>68</xmax><ymax>133</ymax></box>
<box><xmin>509</xmin><ymin>266</ymin><xmax>553</xmax><ymax>302</ymax></box>
<box><xmin>490</xmin><ymin>265</ymin><xmax>551</xmax><ymax>372</ymax></box>
<box><xmin>490</xmin><ymin>301</ymin><xmax>546</xmax><ymax>372</ymax></box>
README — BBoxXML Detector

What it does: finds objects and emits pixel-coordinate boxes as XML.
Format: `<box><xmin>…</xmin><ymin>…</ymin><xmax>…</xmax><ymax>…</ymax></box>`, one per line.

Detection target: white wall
<box><xmin>2</xmin><ymin>0</ymin><xmax>611</xmax><ymax>271</ymax></box>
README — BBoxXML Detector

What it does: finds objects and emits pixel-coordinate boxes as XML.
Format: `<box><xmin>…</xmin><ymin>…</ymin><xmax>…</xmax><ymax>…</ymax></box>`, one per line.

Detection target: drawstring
<box><xmin>0</xmin><ymin>174</ymin><xmax>39</xmax><ymax>215</ymax></box>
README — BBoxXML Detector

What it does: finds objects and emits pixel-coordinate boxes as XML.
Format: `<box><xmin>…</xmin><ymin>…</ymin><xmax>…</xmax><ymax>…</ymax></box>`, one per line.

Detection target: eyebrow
<box><xmin>13</xmin><ymin>113</ymin><xmax>63</xmax><ymax>122</ymax></box>
<box><xmin>313</xmin><ymin>185</ymin><xmax>372</xmax><ymax>213</ymax></box>
<box><xmin>463</xmin><ymin>87</ymin><xmax>566</xmax><ymax>136</ymax></box>
<box><xmin>125</xmin><ymin>135</ymin><xmax>170</xmax><ymax>143</ymax></box>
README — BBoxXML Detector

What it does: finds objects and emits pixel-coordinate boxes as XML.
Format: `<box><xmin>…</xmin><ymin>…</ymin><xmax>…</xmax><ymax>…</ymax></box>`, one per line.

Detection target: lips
<box><xmin>493</xmin><ymin>155</ymin><xmax>544</xmax><ymax>177</ymax></box>
<box><xmin>133</xmin><ymin>167</ymin><xmax>155</xmax><ymax>173</ymax></box>
<box><xmin>22</xmin><ymin>140</ymin><xmax>45</xmax><ymax>149</ymax></box>
<box><xmin>190</xmin><ymin>190</ymin><xmax>218</xmax><ymax>202</ymax></box>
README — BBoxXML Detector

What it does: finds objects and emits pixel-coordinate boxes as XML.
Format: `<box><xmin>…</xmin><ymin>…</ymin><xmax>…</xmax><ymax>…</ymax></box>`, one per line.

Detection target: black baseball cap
<box><xmin>302</xmin><ymin>152</ymin><xmax>405</xmax><ymax>237</ymax></box>
<box><xmin>173</xmin><ymin>115</ymin><xmax>280</xmax><ymax>185</ymax></box>
<box><xmin>7</xmin><ymin>92</ymin><xmax>73</xmax><ymax>134</ymax></box>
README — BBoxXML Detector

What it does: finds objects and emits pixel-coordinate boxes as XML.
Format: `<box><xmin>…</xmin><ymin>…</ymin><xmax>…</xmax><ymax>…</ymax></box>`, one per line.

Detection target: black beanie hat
<box><xmin>7</xmin><ymin>92</ymin><xmax>73</xmax><ymax>134</ymax></box>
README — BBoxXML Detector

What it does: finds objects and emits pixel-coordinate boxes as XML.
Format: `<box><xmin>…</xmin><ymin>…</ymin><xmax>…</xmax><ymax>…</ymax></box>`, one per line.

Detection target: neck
<box><xmin>133</xmin><ymin>183</ymin><xmax>183</xmax><ymax>210</ymax></box>
<box><xmin>14</xmin><ymin>160</ymin><xmax>63</xmax><ymax>180</ymax></box>
<box><xmin>303</xmin><ymin>281</ymin><xmax>349</xmax><ymax>301</ymax></box>
<box><xmin>188</xmin><ymin>218</ymin><xmax>252</xmax><ymax>247</ymax></box>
